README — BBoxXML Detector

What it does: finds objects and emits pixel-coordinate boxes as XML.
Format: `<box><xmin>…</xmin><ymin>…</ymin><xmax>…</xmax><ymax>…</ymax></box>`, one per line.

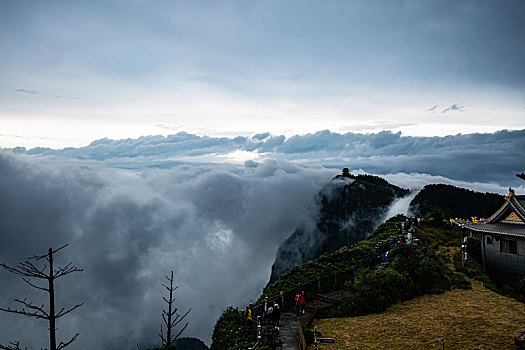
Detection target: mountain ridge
<box><xmin>269</xmin><ymin>171</ymin><xmax>409</xmax><ymax>283</ymax></box>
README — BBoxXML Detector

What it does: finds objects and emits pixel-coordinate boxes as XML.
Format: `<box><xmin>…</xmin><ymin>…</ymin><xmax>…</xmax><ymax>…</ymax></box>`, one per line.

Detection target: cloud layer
<box><xmin>11</xmin><ymin>129</ymin><xmax>525</xmax><ymax>185</ymax></box>
<box><xmin>1</xmin><ymin>129</ymin><xmax>525</xmax><ymax>348</ymax></box>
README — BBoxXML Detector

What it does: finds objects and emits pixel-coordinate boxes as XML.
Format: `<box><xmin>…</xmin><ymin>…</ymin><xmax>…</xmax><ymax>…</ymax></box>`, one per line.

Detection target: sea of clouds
<box><xmin>1</xmin><ymin>129</ymin><xmax>524</xmax><ymax>349</ymax></box>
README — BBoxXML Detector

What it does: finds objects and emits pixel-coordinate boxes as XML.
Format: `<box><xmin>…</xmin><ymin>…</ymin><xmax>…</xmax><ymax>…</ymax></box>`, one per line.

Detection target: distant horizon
<box><xmin>3</xmin><ymin>126</ymin><xmax>525</xmax><ymax>151</ymax></box>
<box><xmin>4</xmin><ymin>128</ymin><xmax>525</xmax><ymax>188</ymax></box>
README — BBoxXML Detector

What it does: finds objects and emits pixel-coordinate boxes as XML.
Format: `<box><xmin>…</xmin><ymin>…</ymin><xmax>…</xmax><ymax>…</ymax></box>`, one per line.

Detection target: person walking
<box><xmin>246</xmin><ymin>305</ymin><xmax>252</xmax><ymax>322</ymax></box>
<box><xmin>261</xmin><ymin>297</ymin><xmax>269</xmax><ymax>323</ymax></box>
<box><xmin>272</xmin><ymin>301</ymin><xmax>281</xmax><ymax>329</ymax></box>
<box><xmin>267</xmin><ymin>305</ymin><xmax>273</xmax><ymax>326</ymax></box>
<box><xmin>299</xmin><ymin>291</ymin><xmax>306</xmax><ymax>314</ymax></box>
<box><xmin>295</xmin><ymin>292</ymin><xmax>300</xmax><ymax>312</ymax></box>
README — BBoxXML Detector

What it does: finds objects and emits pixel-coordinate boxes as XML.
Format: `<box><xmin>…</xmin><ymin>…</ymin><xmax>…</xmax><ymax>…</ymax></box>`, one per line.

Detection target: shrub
<box><xmin>352</xmin><ymin>267</ymin><xmax>408</xmax><ymax>310</ymax></box>
<box><xmin>389</xmin><ymin>244</ymin><xmax>451</xmax><ymax>295</ymax></box>
<box><xmin>466</xmin><ymin>235</ymin><xmax>481</xmax><ymax>262</ymax></box>
<box><xmin>210</xmin><ymin>307</ymin><xmax>254</xmax><ymax>350</ymax></box>
<box><xmin>319</xmin><ymin>243</ymin><xmax>469</xmax><ymax>318</ymax></box>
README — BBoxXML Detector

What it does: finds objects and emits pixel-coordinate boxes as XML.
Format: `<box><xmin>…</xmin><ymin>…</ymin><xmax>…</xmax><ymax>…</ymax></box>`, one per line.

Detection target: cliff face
<box><xmin>269</xmin><ymin>173</ymin><xmax>409</xmax><ymax>283</ymax></box>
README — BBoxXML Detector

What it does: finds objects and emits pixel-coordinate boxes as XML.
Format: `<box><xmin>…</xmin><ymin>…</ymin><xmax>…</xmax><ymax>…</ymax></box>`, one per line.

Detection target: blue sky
<box><xmin>1</xmin><ymin>0</ymin><xmax>524</xmax><ymax>148</ymax></box>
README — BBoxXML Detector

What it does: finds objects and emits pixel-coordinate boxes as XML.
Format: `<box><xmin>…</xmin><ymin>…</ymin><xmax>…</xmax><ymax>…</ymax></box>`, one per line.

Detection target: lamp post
<box><xmin>461</xmin><ymin>236</ymin><xmax>468</xmax><ymax>266</ymax></box>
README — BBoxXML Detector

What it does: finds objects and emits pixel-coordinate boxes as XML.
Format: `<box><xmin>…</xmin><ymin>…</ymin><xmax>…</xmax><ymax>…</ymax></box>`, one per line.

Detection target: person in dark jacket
<box><xmin>261</xmin><ymin>297</ymin><xmax>269</xmax><ymax>322</ymax></box>
<box><xmin>272</xmin><ymin>301</ymin><xmax>281</xmax><ymax>329</ymax></box>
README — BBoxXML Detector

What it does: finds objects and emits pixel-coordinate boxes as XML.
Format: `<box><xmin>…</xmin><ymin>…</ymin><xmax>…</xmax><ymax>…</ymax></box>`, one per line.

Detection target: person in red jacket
<box><xmin>299</xmin><ymin>290</ymin><xmax>306</xmax><ymax>314</ymax></box>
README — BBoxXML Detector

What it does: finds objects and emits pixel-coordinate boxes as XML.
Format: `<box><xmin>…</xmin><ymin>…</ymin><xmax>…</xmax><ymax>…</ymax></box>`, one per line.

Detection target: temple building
<box><xmin>459</xmin><ymin>187</ymin><xmax>525</xmax><ymax>284</ymax></box>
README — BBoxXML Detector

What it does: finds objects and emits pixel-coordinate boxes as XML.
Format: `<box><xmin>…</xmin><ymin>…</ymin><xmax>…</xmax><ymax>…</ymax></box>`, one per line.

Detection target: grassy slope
<box><xmin>310</xmin><ymin>280</ymin><xmax>525</xmax><ymax>349</ymax></box>
<box><xmin>309</xmin><ymin>221</ymin><xmax>524</xmax><ymax>349</ymax></box>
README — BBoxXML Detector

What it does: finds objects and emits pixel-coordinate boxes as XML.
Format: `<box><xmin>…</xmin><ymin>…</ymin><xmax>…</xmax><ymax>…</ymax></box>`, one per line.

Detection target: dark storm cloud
<box><xmin>1</xmin><ymin>0</ymin><xmax>525</xmax><ymax>96</ymax></box>
<box><xmin>0</xmin><ymin>152</ymin><xmax>331</xmax><ymax>349</ymax></box>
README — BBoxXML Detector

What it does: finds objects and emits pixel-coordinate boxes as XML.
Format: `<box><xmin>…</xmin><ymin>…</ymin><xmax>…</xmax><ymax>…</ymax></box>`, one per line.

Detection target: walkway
<box><xmin>278</xmin><ymin>312</ymin><xmax>299</xmax><ymax>350</ymax></box>
<box><xmin>266</xmin><ymin>231</ymin><xmax>411</xmax><ymax>349</ymax></box>
<box><xmin>277</xmin><ymin>289</ymin><xmax>354</xmax><ymax>349</ymax></box>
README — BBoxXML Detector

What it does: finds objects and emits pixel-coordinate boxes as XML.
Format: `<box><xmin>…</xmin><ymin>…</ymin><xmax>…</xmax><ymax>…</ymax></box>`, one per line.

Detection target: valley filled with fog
<box><xmin>1</xmin><ymin>130</ymin><xmax>524</xmax><ymax>349</ymax></box>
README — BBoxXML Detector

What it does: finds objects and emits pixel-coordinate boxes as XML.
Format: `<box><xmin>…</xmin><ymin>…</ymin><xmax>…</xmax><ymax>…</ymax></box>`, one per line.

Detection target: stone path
<box><xmin>278</xmin><ymin>312</ymin><xmax>299</xmax><ymax>350</ymax></box>
<box><xmin>277</xmin><ymin>289</ymin><xmax>354</xmax><ymax>349</ymax></box>
<box><xmin>272</xmin><ymin>235</ymin><xmax>404</xmax><ymax>349</ymax></box>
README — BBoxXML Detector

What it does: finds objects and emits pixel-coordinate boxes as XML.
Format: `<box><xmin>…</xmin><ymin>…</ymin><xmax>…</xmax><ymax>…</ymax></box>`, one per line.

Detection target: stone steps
<box><xmin>276</xmin><ymin>289</ymin><xmax>354</xmax><ymax>349</ymax></box>
<box><xmin>278</xmin><ymin>312</ymin><xmax>299</xmax><ymax>349</ymax></box>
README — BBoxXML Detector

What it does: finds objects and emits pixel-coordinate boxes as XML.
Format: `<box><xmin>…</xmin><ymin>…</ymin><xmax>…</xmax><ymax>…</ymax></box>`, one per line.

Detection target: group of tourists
<box><xmin>243</xmin><ymin>290</ymin><xmax>307</xmax><ymax>330</ymax></box>
<box><xmin>261</xmin><ymin>297</ymin><xmax>282</xmax><ymax>328</ymax></box>
<box><xmin>379</xmin><ymin>217</ymin><xmax>426</xmax><ymax>266</ymax></box>
<box><xmin>396</xmin><ymin>216</ymin><xmax>422</xmax><ymax>234</ymax></box>
<box><xmin>243</xmin><ymin>297</ymin><xmax>283</xmax><ymax>329</ymax></box>
<box><xmin>396</xmin><ymin>216</ymin><xmax>425</xmax><ymax>245</ymax></box>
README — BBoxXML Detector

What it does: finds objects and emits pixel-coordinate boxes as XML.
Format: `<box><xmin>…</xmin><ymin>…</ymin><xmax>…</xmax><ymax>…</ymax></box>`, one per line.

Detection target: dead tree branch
<box><xmin>0</xmin><ymin>245</ymin><xmax>83</xmax><ymax>350</ymax></box>
<box><xmin>0</xmin><ymin>340</ymin><xmax>27</xmax><ymax>350</ymax></box>
<box><xmin>56</xmin><ymin>333</ymin><xmax>79</xmax><ymax>350</ymax></box>
<box><xmin>158</xmin><ymin>271</ymin><xmax>191</xmax><ymax>348</ymax></box>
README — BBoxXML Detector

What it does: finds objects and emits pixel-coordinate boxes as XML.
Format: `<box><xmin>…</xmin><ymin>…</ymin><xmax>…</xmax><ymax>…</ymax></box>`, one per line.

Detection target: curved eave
<box><xmin>486</xmin><ymin>200</ymin><xmax>511</xmax><ymax>223</ymax></box>
<box><xmin>487</xmin><ymin>195</ymin><xmax>525</xmax><ymax>223</ymax></box>
<box><xmin>461</xmin><ymin>222</ymin><xmax>525</xmax><ymax>238</ymax></box>
<box><xmin>509</xmin><ymin>196</ymin><xmax>525</xmax><ymax>221</ymax></box>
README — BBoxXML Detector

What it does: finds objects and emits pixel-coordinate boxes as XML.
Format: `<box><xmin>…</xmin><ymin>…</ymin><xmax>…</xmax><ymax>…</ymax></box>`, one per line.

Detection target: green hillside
<box><xmin>409</xmin><ymin>183</ymin><xmax>505</xmax><ymax>219</ymax></box>
<box><xmin>210</xmin><ymin>183</ymin><xmax>523</xmax><ymax>350</ymax></box>
<box><xmin>270</xmin><ymin>174</ymin><xmax>409</xmax><ymax>282</ymax></box>
<box><xmin>210</xmin><ymin>214</ymin><xmax>472</xmax><ymax>349</ymax></box>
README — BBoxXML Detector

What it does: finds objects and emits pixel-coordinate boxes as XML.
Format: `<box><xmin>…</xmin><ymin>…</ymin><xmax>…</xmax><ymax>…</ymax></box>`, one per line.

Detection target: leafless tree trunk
<box><xmin>158</xmin><ymin>271</ymin><xmax>191</xmax><ymax>349</ymax></box>
<box><xmin>0</xmin><ymin>244</ymin><xmax>83</xmax><ymax>350</ymax></box>
<box><xmin>0</xmin><ymin>340</ymin><xmax>26</xmax><ymax>350</ymax></box>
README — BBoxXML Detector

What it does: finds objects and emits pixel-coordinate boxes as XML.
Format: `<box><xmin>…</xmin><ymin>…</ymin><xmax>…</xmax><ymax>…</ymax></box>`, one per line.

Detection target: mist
<box><xmin>0</xmin><ymin>153</ymin><xmax>332</xmax><ymax>348</ymax></box>
<box><xmin>382</xmin><ymin>191</ymin><xmax>419</xmax><ymax>221</ymax></box>
<box><xmin>1</xmin><ymin>130</ymin><xmax>524</xmax><ymax>348</ymax></box>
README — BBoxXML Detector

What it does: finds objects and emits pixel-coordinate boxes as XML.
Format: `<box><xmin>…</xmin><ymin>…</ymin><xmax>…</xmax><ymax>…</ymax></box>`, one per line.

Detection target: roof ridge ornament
<box><xmin>517</xmin><ymin>172</ymin><xmax>525</xmax><ymax>181</ymax></box>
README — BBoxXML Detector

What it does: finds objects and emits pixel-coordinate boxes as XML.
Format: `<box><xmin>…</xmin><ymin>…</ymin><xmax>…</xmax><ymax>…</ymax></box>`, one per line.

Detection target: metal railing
<box><xmin>247</xmin><ymin>316</ymin><xmax>262</xmax><ymax>350</ymax></box>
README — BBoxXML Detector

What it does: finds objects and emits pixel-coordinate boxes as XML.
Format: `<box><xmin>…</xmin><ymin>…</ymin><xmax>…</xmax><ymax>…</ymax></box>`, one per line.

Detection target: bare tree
<box><xmin>158</xmin><ymin>271</ymin><xmax>191</xmax><ymax>349</ymax></box>
<box><xmin>0</xmin><ymin>340</ymin><xmax>26</xmax><ymax>350</ymax></box>
<box><xmin>0</xmin><ymin>244</ymin><xmax>83</xmax><ymax>350</ymax></box>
